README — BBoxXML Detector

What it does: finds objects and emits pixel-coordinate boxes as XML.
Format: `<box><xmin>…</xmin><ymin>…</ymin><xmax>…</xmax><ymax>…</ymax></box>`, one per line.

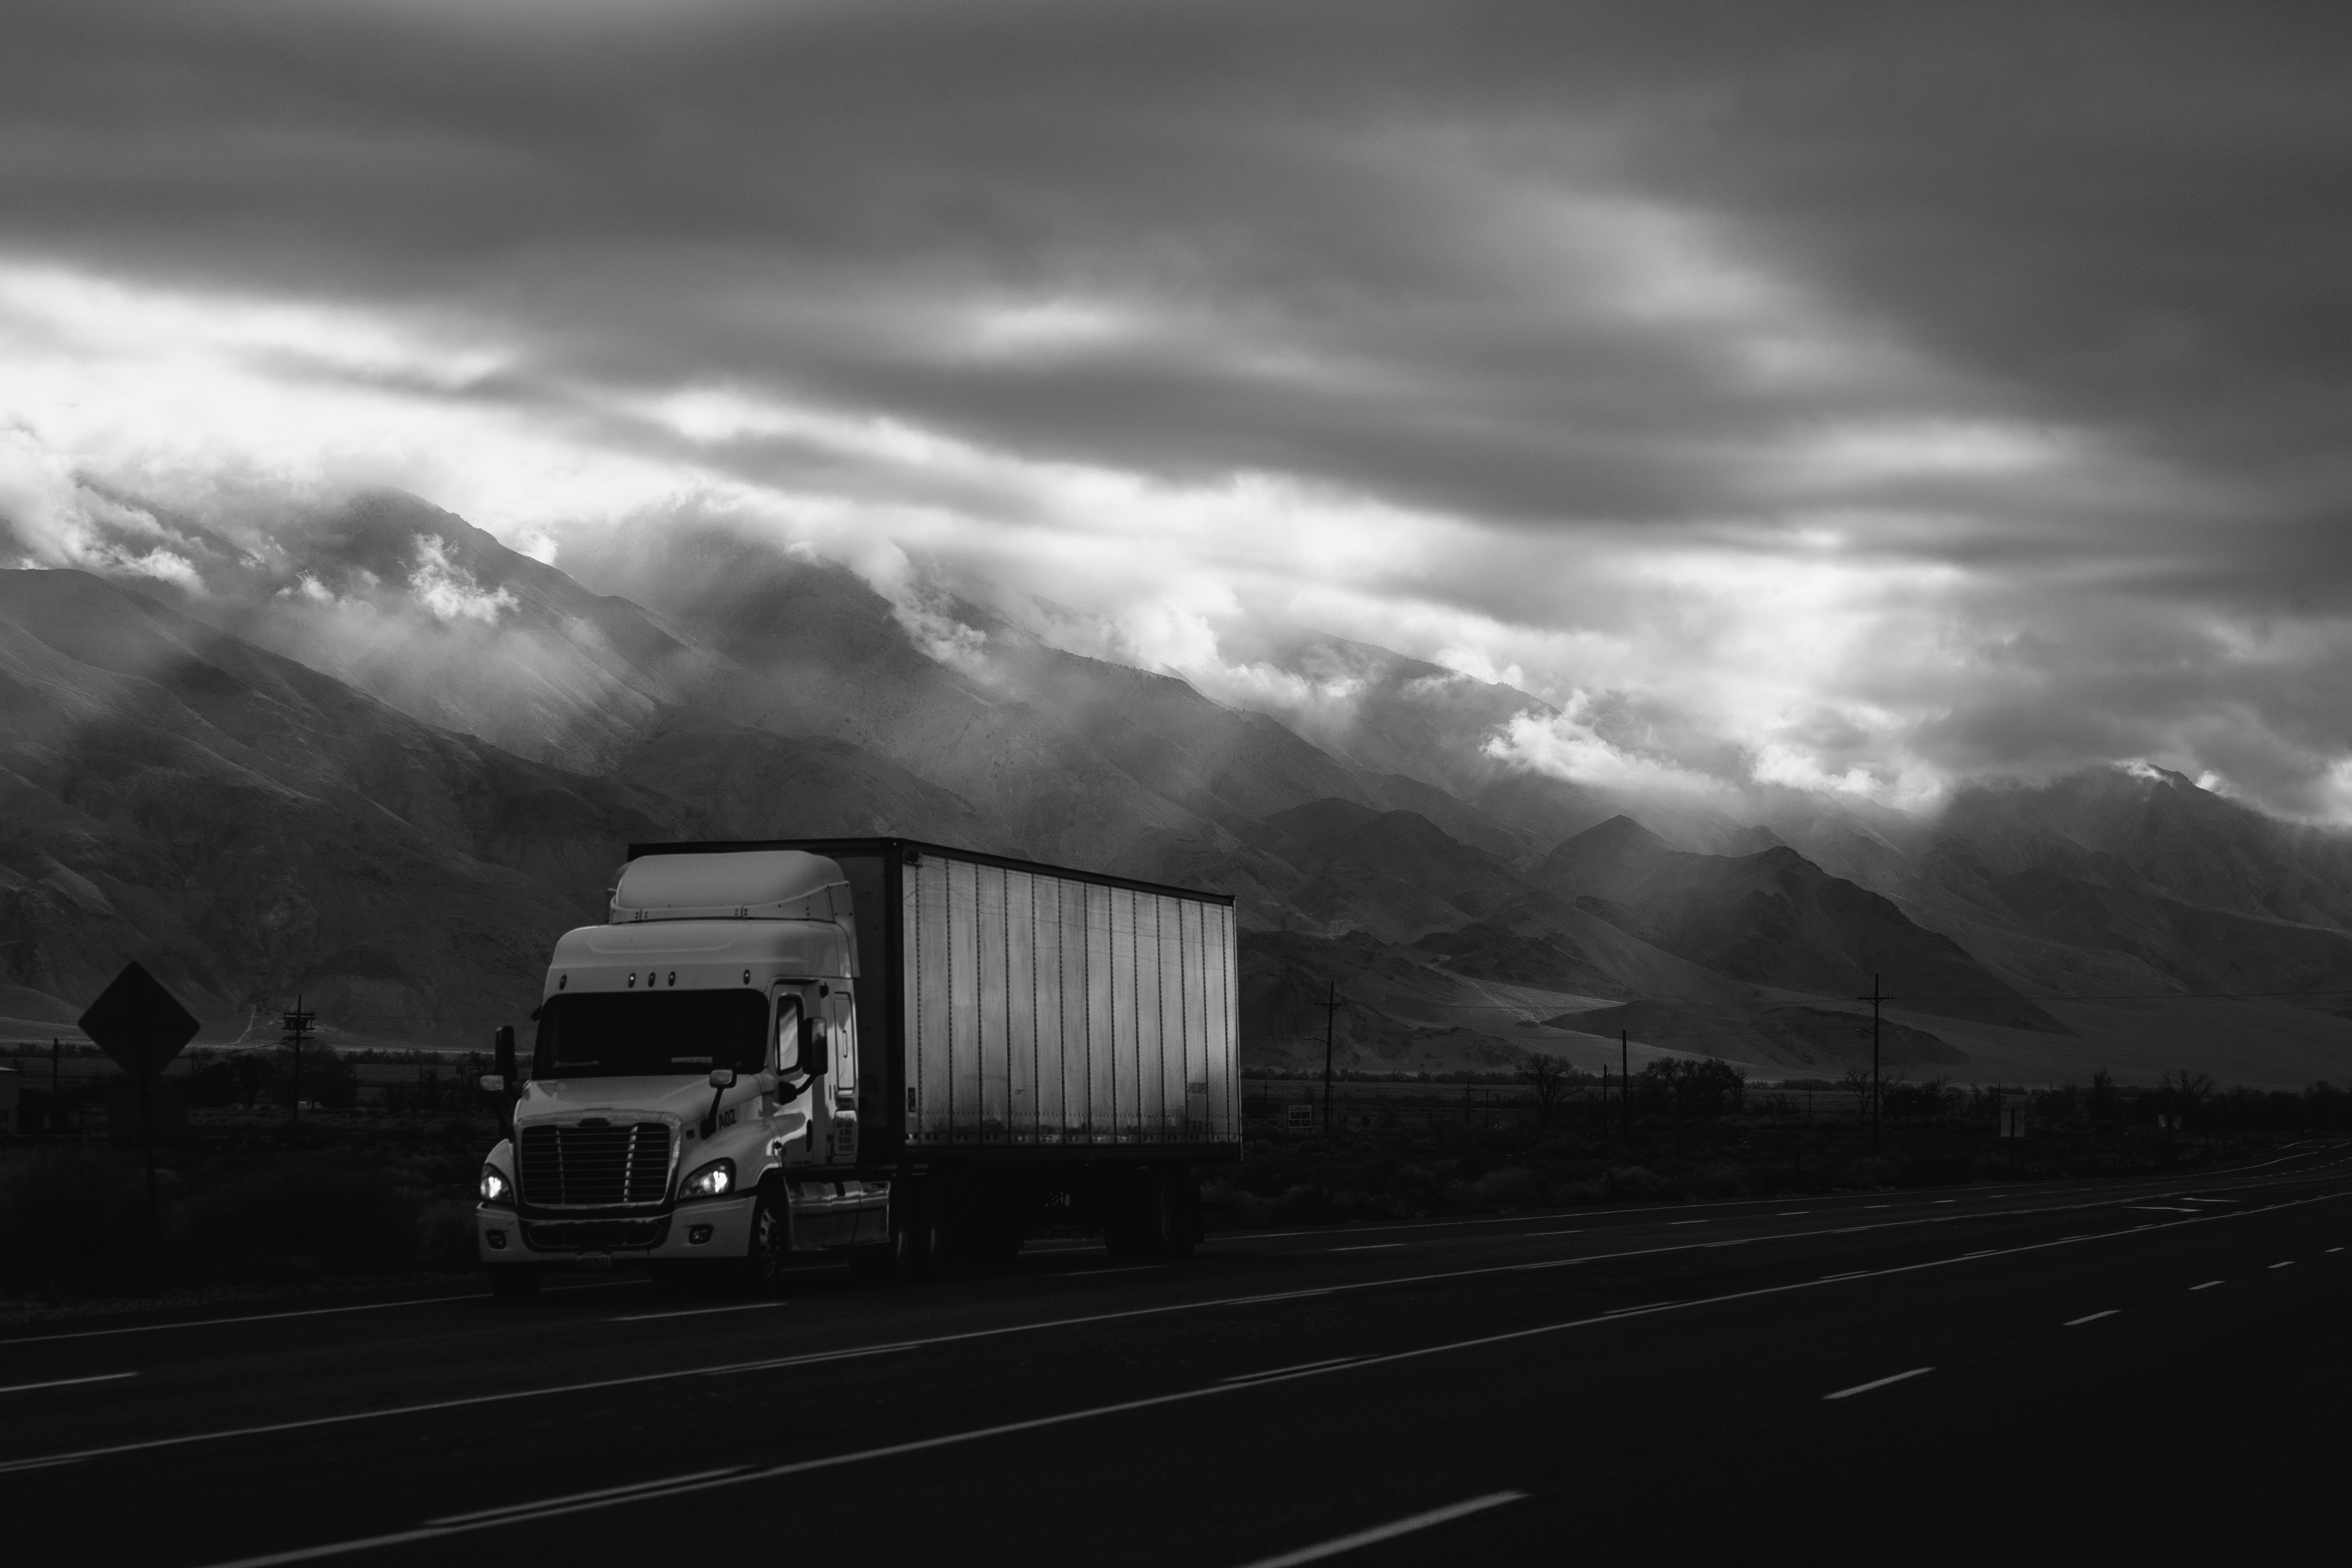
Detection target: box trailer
<box><xmin>474</xmin><ymin>839</ymin><xmax>1241</xmax><ymax>1296</ymax></box>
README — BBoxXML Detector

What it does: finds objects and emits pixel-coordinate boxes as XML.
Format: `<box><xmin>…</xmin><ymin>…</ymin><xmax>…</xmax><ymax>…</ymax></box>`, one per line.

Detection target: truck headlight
<box><xmin>479</xmin><ymin>1165</ymin><xmax>515</xmax><ymax>1205</ymax></box>
<box><xmin>677</xmin><ymin>1158</ymin><xmax>735</xmax><ymax>1201</ymax></box>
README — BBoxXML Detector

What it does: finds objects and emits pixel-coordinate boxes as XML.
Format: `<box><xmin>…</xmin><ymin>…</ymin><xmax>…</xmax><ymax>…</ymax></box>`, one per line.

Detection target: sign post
<box><xmin>77</xmin><ymin>962</ymin><xmax>201</xmax><ymax>1244</ymax></box>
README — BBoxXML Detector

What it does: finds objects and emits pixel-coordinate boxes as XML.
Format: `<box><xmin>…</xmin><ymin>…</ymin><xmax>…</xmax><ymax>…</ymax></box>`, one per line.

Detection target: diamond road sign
<box><xmin>77</xmin><ymin>961</ymin><xmax>201</xmax><ymax>1081</ymax></box>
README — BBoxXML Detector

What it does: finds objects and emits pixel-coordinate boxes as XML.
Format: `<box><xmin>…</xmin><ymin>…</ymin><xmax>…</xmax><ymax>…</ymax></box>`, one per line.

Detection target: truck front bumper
<box><xmin>476</xmin><ymin>1197</ymin><xmax>757</xmax><ymax>1268</ymax></box>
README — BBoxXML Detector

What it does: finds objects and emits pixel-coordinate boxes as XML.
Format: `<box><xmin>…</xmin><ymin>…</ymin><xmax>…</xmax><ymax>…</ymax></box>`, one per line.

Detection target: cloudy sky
<box><xmin>5</xmin><ymin>1</ymin><xmax>2350</xmax><ymax>818</ymax></box>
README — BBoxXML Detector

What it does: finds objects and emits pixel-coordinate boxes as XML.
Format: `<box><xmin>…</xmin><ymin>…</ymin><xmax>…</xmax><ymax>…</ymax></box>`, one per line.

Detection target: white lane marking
<box><xmin>25</xmin><ymin>1183</ymin><xmax>2346</xmax><ymax>1475</ymax></box>
<box><xmin>1603</xmin><ymin>1301</ymin><xmax>1682</xmax><ymax>1315</ymax></box>
<box><xmin>1217</xmin><ymin>1356</ymin><xmax>1361</xmax><ymax>1384</ymax></box>
<box><xmin>1933</xmin><ymin>1200</ymin><xmax>1955</xmax><ymax>1205</ymax></box>
<box><xmin>430</xmin><ymin>1467</ymin><xmax>747</xmax><ymax>1525</ymax></box>
<box><xmin>1777</xmin><ymin>1211</ymin><xmax>1811</xmax><ymax>1216</ymax></box>
<box><xmin>2064</xmin><ymin>1310</ymin><xmax>2119</xmax><ymax>1327</ymax></box>
<box><xmin>2191</xmin><ymin>1281</ymin><xmax>2223</xmax><ymax>1290</ymax></box>
<box><xmin>1824</xmin><ymin>1366</ymin><xmax>1934</xmax><ymax>1401</ymax></box>
<box><xmin>0</xmin><ymin>1294</ymin><xmax>489</xmax><ymax>1348</ymax></box>
<box><xmin>1328</xmin><ymin>1244</ymin><xmax>1405</xmax><ymax>1253</ymax></box>
<box><xmin>2270</xmin><ymin>1261</ymin><xmax>2295</xmax><ymax>1269</ymax></box>
<box><xmin>1523</xmin><ymin>1229</ymin><xmax>1585</xmax><ymax>1237</ymax></box>
<box><xmin>182</xmin><ymin>1190</ymin><xmax>2352</xmax><ymax>1568</ymax></box>
<box><xmin>719</xmin><ymin>1344</ymin><xmax>922</xmax><ymax>1374</ymax></box>
<box><xmin>1864</xmin><ymin>1205</ymin><xmax>1890</xmax><ymax>1210</ymax></box>
<box><xmin>1057</xmin><ymin>1265</ymin><xmax>1162</xmax><ymax>1277</ymax></box>
<box><xmin>1233</xmin><ymin>1491</ymin><xmax>1529</xmax><ymax>1568</ymax></box>
<box><xmin>0</xmin><ymin>1281</ymin><xmax>645</xmax><ymax>1349</ymax></box>
<box><xmin>2330</xmin><ymin>1248</ymin><xmax>2344</xmax><ymax>1254</ymax></box>
<box><xmin>2130</xmin><ymin>1207</ymin><xmax>2204</xmax><ymax>1214</ymax></box>
<box><xmin>1669</xmin><ymin>1221</ymin><xmax>1707</xmax><ymax>1227</ymax></box>
<box><xmin>0</xmin><ymin>1371</ymin><xmax>138</xmax><ymax>1396</ymax></box>
<box><xmin>608</xmin><ymin>1302</ymin><xmax>790</xmax><ymax>1323</ymax></box>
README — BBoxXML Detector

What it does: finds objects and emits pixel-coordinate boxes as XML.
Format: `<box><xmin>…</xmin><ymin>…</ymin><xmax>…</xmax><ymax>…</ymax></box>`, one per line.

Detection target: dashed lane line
<box><xmin>0</xmin><ymin>1372</ymin><xmax>138</xmax><ymax>1396</ymax></box>
<box><xmin>2064</xmin><ymin>1310</ymin><xmax>2120</xmax><ymax>1327</ymax></box>
<box><xmin>2191</xmin><ymin>1281</ymin><xmax>2223</xmax><ymax>1290</ymax></box>
<box><xmin>1234</xmin><ymin>1491</ymin><xmax>1529</xmax><ymax>1568</ymax></box>
<box><xmin>1823</xmin><ymin>1367</ymin><xmax>1934</xmax><ymax>1402</ymax></box>
<box><xmin>608</xmin><ymin>1302</ymin><xmax>790</xmax><ymax>1323</ymax></box>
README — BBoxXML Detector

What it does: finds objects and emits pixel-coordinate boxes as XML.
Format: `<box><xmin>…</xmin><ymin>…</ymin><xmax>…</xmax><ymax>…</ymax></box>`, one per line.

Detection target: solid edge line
<box><xmin>428</xmin><ymin>1467</ymin><xmax>748</xmax><ymax>1525</ymax></box>
<box><xmin>1823</xmin><ymin>1366</ymin><xmax>1934</xmax><ymax>1401</ymax></box>
<box><xmin>2063</xmin><ymin>1310</ymin><xmax>2119</xmax><ymax>1327</ymax></box>
<box><xmin>1232</xmin><ymin>1492</ymin><xmax>1530</xmax><ymax>1568</ymax></box>
<box><xmin>608</xmin><ymin>1302</ymin><xmax>791</xmax><ymax>1323</ymax></box>
<box><xmin>0</xmin><ymin>1294</ymin><xmax>487</xmax><ymax>1347</ymax></box>
<box><xmin>0</xmin><ymin>1371</ymin><xmax>139</xmax><ymax>1395</ymax></box>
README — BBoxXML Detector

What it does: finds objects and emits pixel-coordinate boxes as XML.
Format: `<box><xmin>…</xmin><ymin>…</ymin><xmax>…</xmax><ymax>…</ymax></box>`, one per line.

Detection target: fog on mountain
<box><xmin>5</xmin><ymin>487</ymin><xmax>2352</xmax><ymax>1090</ymax></box>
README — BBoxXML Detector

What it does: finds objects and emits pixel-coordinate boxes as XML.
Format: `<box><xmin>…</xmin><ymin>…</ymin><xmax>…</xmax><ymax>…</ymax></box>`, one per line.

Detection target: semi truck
<box><xmin>474</xmin><ymin>838</ymin><xmax>1242</xmax><ymax>1297</ymax></box>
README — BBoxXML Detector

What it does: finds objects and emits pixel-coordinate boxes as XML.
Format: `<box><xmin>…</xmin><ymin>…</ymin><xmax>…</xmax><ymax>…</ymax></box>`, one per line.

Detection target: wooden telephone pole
<box><xmin>281</xmin><ymin>995</ymin><xmax>315</xmax><ymax>1125</ymax></box>
<box><xmin>1856</xmin><ymin>974</ymin><xmax>1889</xmax><ymax>1150</ymax></box>
<box><xmin>1315</xmin><ymin>984</ymin><xmax>1344</xmax><ymax>1136</ymax></box>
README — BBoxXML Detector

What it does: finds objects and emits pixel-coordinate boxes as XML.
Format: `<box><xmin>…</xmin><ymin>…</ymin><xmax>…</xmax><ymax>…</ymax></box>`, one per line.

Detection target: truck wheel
<box><xmin>737</xmin><ymin>1193</ymin><xmax>788</xmax><ymax>1292</ymax></box>
<box><xmin>486</xmin><ymin>1266</ymin><xmax>543</xmax><ymax>1302</ymax></box>
<box><xmin>1163</xmin><ymin>1174</ymin><xmax>1203</xmax><ymax>1262</ymax></box>
<box><xmin>1104</xmin><ymin>1175</ymin><xmax>1171</xmax><ymax>1264</ymax></box>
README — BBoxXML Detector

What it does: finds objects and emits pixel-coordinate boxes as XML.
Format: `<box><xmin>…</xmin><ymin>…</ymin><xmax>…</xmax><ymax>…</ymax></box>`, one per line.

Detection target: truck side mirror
<box><xmin>478</xmin><ymin>1074</ymin><xmax>507</xmax><ymax>1094</ymax></box>
<box><xmin>708</xmin><ymin>1068</ymin><xmax>738</xmax><ymax>1090</ymax></box>
<box><xmin>800</xmin><ymin>1017</ymin><xmax>829</xmax><ymax>1077</ymax></box>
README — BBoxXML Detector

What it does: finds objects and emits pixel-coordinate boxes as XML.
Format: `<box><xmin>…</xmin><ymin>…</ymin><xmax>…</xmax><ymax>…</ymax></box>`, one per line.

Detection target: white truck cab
<box><xmin>475</xmin><ymin>851</ymin><xmax>880</xmax><ymax>1298</ymax></box>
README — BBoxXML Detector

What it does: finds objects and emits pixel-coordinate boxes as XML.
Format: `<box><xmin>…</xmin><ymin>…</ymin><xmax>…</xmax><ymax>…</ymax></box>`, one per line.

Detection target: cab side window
<box><xmin>773</xmin><ymin>996</ymin><xmax>802</xmax><ymax>1074</ymax></box>
<box><xmin>832</xmin><ymin>997</ymin><xmax>857</xmax><ymax>1093</ymax></box>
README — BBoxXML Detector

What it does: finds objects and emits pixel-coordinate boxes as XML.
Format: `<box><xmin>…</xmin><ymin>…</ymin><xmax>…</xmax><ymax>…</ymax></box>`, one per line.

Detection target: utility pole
<box><xmin>1620</xmin><ymin>1029</ymin><xmax>1631</xmax><ymax>1146</ymax></box>
<box><xmin>1856</xmin><ymin>974</ymin><xmax>1888</xmax><ymax>1151</ymax></box>
<box><xmin>280</xmin><ymin>995</ymin><xmax>315</xmax><ymax>1125</ymax></box>
<box><xmin>50</xmin><ymin>1037</ymin><xmax>60</xmax><ymax>1129</ymax></box>
<box><xmin>1314</xmin><ymin>984</ymin><xmax>1343</xmax><ymax>1138</ymax></box>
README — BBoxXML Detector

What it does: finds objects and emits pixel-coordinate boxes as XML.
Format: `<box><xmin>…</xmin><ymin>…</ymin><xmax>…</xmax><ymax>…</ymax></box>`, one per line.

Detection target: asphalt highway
<box><xmin>7</xmin><ymin>1142</ymin><xmax>2350</xmax><ymax>1567</ymax></box>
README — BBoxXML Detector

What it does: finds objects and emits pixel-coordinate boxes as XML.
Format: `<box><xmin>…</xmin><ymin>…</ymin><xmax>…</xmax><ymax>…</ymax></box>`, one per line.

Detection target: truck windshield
<box><xmin>532</xmin><ymin>991</ymin><xmax>770</xmax><ymax>1078</ymax></box>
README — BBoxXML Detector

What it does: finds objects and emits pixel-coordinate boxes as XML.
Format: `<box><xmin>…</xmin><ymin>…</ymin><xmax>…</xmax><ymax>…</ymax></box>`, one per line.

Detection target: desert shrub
<box><xmin>1472</xmin><ymin>1166</ymin><xmax>1546</xmax><ymax>1210</ymax></box>
<box><xmin>180</xmin><ymin>1156</ymin><xmax>425</xmax><ymax>1276</ymax></box>
<box><xmin>0</xmin><ymin>1147</ymin><xmax>163</xmax><ymax>1285</ymax></box>
<box><xmin>1840</xmin><ymin>1156</ymin><xmax>1899</xmax><ymax>1189</ymax></box>
<box><xmin>1602</xmin><ymin>1165</ymin><xmax>1679</xmax><ymax>1202</ymax></box>
<box><xmin>1684</xmin><ymin>1162</ymin><xmax>1755</xmax><ymax>1201</ymax></box>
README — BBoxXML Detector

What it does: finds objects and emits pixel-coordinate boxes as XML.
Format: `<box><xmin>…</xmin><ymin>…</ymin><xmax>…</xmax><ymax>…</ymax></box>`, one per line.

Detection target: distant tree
<box><xmin>1640</xmin><ymin>1058</ymin><xmax>1745</xmax><ymax>1119</ymax></box>
<box><xmin>1840</xmin><ymin>1065</ymin><xmax>1875</xmax><ymax>1118</ymax></box>
<box><xmin>2161</xmin><ymin>1069</ymin><xmax>2217</xmax><ymax>1132</ymax></box>
<box><xmin>1517</xmin><ymin>1054</ymin><xmax>1574</xmax><ymax>1128</ymax></box>
<box><xmin>2088</xmin><ymin>1067</ymin><xmax>2121</xmax><ymax>1124</ymax></box>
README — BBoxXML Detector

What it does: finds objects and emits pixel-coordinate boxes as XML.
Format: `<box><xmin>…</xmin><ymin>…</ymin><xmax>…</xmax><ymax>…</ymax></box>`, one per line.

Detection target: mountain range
<box><xmin>7</xmin><ymin>487</ymin><xmax>2352</xmax><ymax>1088</ymax></box>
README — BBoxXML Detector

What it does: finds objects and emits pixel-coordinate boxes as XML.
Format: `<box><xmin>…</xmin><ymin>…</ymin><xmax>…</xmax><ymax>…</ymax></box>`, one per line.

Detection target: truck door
<box><xmin>825</xmin><ymin>991</ymin><xmax>886</xmax><ymax>1241</ymax></box>
<box><xmin>772</xmin><ymin>991</ymin><xmax>843</xmax><ymax>1247</ymax></box>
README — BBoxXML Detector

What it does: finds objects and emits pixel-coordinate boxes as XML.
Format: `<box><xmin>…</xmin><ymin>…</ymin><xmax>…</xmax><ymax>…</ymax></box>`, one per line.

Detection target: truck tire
<box><xmin>1103</xmin><ymin>1173</ymin><xmax>1171</xmax><ymax>1264</ymax></box>
<box><xmin>1164</xmin><ymin>1173</ymin><xmax>1203</xmax><ymax>1262</ymax></box>
<box><xmin>737</xmin><ymin>1192</ymin><xmax>788</xmax><ymax>1292</ymax></box>
<box><xmin>486</xmin><ymin>1265</ymin><xmax>543</xmax><ymax>1302</ymax></box>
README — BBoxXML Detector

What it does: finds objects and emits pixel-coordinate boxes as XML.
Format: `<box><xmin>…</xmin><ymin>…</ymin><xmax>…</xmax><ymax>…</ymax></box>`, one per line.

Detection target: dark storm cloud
<box><xmin>5</xmin><ymin>0</ymin><xmax>2352</xmax><ymax>814</ymax></box>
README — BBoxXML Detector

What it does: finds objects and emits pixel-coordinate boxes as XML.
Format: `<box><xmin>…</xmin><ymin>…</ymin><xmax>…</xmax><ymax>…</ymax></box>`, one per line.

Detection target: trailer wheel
<box><xmin>1163</xmin><ymin>1173</ymin><xmax>1203</xmax><ymax>1262</ymax></box>
<box><xmin>486</xmin><ymin>1265</ymin><xmax>543</xmax><ymax>1302</ymax></box>
<box><xmin>1104</xmin><ymin>1173</ymin><xmax>1172</xmax><ymax>1264</ymax></box>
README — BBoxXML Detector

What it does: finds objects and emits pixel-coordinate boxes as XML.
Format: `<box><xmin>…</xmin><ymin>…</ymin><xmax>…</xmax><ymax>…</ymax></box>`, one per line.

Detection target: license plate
<box><xmin>577</xmin><ymin>1253</ymin><xmax>614</xmax><ymax>1270</ymax></box>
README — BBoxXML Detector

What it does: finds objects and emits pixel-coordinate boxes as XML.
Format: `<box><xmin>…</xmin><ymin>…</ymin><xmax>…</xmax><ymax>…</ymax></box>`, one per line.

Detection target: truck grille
<box><xmin>523</xmin><ymin>1217</ymin><xmax>671</xmax><ymax>1252</ymax></box>
<box><xmin>518</xmin><ymin>1122</ymin><xmax>672</xmax><ymax>1207</ymax></box>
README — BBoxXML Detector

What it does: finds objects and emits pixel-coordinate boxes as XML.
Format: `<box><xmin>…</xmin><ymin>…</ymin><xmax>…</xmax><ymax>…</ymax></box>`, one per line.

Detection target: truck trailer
<box><xmin>475</xmin><ymin>839</ymin><xmax>1242</xmax><ymax>1296</ymax></box>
